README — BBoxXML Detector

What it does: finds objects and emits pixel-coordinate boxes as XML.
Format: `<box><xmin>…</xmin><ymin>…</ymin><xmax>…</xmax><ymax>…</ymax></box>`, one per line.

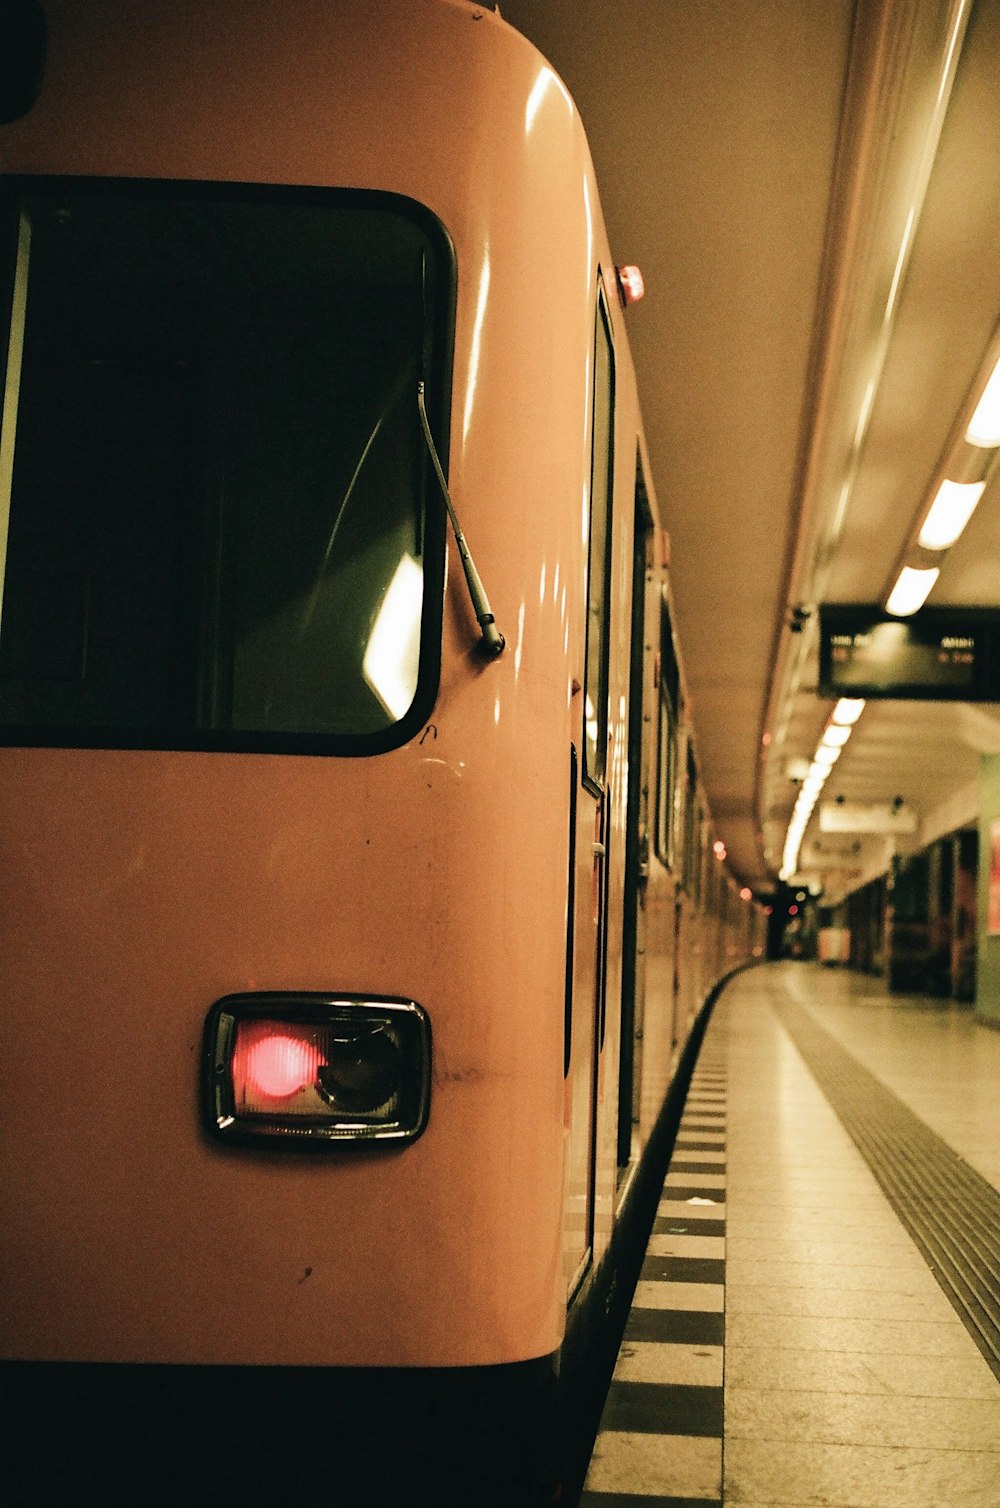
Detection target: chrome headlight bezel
<box><xmin>203</xmin><ymin>992</ymin><xmax>431</xmax><ymax>1147</ymax></box>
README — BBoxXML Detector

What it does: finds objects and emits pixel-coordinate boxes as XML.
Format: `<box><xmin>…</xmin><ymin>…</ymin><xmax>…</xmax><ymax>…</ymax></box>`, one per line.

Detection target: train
<box><xmin>0</xmin><ymin>2</ymin><xmax>764</xmax><ymax>1501</ymax></box>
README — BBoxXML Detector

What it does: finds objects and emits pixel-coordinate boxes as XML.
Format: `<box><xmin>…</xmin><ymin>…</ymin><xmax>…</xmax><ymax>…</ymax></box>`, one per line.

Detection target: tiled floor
<box><xmin>580</xmin><ymin>960</ymin><xmax>1000</xmax><ymax>1508</ymax></box>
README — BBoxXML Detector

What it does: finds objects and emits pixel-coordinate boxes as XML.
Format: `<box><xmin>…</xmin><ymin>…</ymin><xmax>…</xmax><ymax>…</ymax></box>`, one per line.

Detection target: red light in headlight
<box><xmin>244</xmin><ymin>1033</ymin><xmax>322</xmax><ymax>1100</ymax></box>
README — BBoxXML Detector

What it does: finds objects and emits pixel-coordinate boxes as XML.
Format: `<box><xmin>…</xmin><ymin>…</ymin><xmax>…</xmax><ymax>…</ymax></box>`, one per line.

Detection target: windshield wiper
<box><xmin>417</xmin><ymin>380</ymin><xmax>504</xmax><ymax>658</ymax></box>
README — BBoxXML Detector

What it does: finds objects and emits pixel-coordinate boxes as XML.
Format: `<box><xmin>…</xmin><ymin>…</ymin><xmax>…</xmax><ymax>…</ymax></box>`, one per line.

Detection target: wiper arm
<box><xmin>417</xmin><ymin>381</ymin><xmax>505</xmax><ymax>658</ymax></box>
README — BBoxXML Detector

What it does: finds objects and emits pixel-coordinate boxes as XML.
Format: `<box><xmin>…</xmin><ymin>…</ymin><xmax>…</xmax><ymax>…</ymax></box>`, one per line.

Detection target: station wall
<box><xmin>977</xmin><ymin>753</ymin><xmax>1000</xmax><ymax>1026</ymax></box>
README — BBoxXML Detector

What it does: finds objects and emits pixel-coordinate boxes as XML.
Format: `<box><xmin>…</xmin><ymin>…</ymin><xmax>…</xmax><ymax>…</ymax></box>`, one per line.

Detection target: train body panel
<box><xmin>0</xmin><ymin>741</ymin><xmax>572</xmax><ymax>1365</ymax></box>
<box><xmin>0</xmin><ymin>0</ymin><xmax>763</xmax><ymax>1387</ymax></box>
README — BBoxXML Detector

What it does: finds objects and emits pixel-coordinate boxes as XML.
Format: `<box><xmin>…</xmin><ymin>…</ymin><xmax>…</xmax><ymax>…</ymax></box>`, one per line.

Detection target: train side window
<box><xmin>696</xmin><ymin>809</ymin><xmax>706</xmax><ymax>906</ymax></box>
<box><xmin>582</xmin><ymin>286</ymin><xmax>615</xmax><ymax>793</ymax></box>
<box><xmin>681</xmin><ymin>746</ymin><xmax>697</xmax><ymax>893</ymax></box>
<box><xmin>654</xmin><ymin>594</ymin><xmax>679</xmax><ymax>868</ymax></box>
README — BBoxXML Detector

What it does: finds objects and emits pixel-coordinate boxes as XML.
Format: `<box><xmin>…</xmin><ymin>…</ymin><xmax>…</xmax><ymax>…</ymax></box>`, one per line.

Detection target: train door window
<box><xmin>682</xmin><ymin>747</ymin><xmax>699</xmax><ymax>894</ymax></box>
<box><xmin>582</xmin><ymin>286</ymin><xmax>615</xmax><ymax>793</ymax></box>
<box><xmin>654</xmin><ymin>593</ymin><xmax>679</xmax><ymax>868</ymax></box>
<box><xmin>0</xmin><ymin>180</ymin><xmax>454</xmax><ymax>755</ymax></box>
<box><xmin>618</xmin><ymin>470</ymin><xmax>653</xmax><ymax>1170</ymax></box>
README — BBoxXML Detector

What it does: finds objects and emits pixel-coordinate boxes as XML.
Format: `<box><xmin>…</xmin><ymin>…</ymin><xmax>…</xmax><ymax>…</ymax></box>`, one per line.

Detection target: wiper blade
<box><xmin>417</xmin><ymin>381</ymin><xmax>504</xmax><ymax>658</ymax></box>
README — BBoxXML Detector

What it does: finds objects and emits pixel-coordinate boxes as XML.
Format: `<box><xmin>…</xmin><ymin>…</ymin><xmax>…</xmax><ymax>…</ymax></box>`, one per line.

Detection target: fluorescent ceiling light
<box><xmin>886</xmin><ymin>565</ymin><xmax>939</xmax><ymax>617</ymax></box>
<box><xmin>807</xmin><ymin>762</ymin><xmax>831</xmax><ymax>782</ymax></box>
<box><xmin>917</xmin><ymin>478</ymin><xmax>986</xmax><ymax>550</ymax></box>
<box><xmin>966</xmin><ymin>356</ymin><xmax>1000</xmax><ymax>448</ymax></box>
<box><xmin>832</xmin><ymin>697</ymin><xmax>865</xmax><ymax>725</ymax></box>
<box><xmin>814</xmin><ymin>744</ymin><xmax>841</xmax><ymax>767</ymax></box>
<box><xmin>821</xmin><ymin>723</ymin><xmax>852</xmax><ymax>748</ymax></box>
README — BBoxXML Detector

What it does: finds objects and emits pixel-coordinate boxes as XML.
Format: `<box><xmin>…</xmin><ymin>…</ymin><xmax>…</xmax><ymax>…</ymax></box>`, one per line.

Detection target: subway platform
<box><xmin>580</xmin><ymin>960</ymin><xmax>1000</xmax><ymax>1508</ymax></box>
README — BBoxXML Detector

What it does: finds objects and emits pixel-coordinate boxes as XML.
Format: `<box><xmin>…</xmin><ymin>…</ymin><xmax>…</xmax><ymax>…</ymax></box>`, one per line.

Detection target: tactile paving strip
<box><xmin>580</xmin><ymin>1020</ymin><xmax>728</xmax><ymax>1508</ymax></box>
<box><xmin>777</xmin><ymin>999</ymin><xmax>1000</xmax><ymax>1382</ymax></box>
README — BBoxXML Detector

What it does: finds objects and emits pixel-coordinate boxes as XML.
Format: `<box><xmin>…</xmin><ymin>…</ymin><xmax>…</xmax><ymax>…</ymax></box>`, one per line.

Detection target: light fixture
<box><xmin>883</xmin><ymin>334</ymin><xmax>1000</xmax><ymax>619</ymax></box>
<box><xmin>886</xmin><ymin>565</ymin><xmax>939</xmax><ymax>617</ymax></box>
<box><xmin>204</xmin><ymin>993</ymin><xmax>432</xmax><ymax>1146</ymax></box>
<box><xmin>917</xmin><ymin>478</ymin><xmax>986</xmax><ymax>550</ymax></box>
<box><xmin>832</xmin><ymin>697</ymin><xmax>865</xmax><ymax>725</ymax></box>
<box><xmin>778</xmin><ymin>695</ymin><xmax>865</xmax><ymax>888</ymax></box>
<box><xmin>966</xmin><ymin>355</ymin><xmax>1000</xmax><ymax>447</ymax></box>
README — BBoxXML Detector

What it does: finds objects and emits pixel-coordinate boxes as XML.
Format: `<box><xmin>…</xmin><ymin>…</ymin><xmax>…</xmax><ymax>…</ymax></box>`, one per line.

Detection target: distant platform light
<box><xmin>615</xmin><ymin>265</ymin><xmax>645</xmax><ymax>307</ymax></box>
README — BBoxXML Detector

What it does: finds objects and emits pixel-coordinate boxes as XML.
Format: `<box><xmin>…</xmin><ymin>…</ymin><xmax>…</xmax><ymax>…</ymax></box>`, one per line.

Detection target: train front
<box><xmin>0</xmin><ymin>0</ymin><xmax>598</xmax><ymax>1443</ymax></box>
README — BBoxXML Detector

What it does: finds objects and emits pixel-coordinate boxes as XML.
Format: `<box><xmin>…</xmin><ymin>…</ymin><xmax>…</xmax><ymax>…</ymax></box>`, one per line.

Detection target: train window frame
<box><xmin>0</xmin><ymin>175</ymin><xmax>456</xmax><ymax>758</ymax></box>
<box><xmin>582</xmin><ymin>280</ymin><xmax>616</xmax><ymax>798</ymax></box>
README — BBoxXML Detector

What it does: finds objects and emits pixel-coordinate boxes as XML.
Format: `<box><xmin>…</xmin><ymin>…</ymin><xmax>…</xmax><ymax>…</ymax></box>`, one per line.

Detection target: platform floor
<box><xmin>580</xmin><ymin>960</ymin><xmax>1000</xmax><ymax>1508</ymax></box>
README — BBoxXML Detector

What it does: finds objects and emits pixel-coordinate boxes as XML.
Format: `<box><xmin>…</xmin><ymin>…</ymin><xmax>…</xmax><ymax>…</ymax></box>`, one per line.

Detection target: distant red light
<box><xmin>616</xmin><ymin>264</ymin><xmax>645</xmax><ymax>306</ymax></box>
<box><xmin>788</xmin><ymin>904</ymin><xmax>799</xmax><ymax>916</ymax></box>
<box><xmin>246</xmin><ymin>1035</ymin><xmax>320</xmax><ymax>1099</ymax></box>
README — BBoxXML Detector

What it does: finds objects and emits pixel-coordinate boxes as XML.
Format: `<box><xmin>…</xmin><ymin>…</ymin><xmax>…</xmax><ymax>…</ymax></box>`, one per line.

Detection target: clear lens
<box><xmin>319</xmin><ymin>1028</ymin><xmax>402</xmax><ymax>1115</ymax></box>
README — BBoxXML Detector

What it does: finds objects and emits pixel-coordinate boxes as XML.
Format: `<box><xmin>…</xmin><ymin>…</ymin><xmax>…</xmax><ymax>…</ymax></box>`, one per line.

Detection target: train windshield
<box><xmin>0</xmin><ymin>182</ymin><xmax>452</xmax><ymax>753</ymax></box>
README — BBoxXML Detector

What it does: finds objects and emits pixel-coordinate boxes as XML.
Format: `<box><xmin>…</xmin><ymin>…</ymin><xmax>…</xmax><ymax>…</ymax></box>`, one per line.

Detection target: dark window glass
<box><xmin>682</xmin><ymin>747</ymin><xmax>699</xmax><ymax>896</ymax></box>
<box><xmin>0</xmin><ymin>182</ymin><xmax>452</xmax><ymax>752</ymax></box>
<box><xmin>655</xmin><ymin>594</ymin><xmax>679</xmax><ymax>867</ymax></box>
<box><xmin>655</xmin><ymin>687</ymin><xmax>675</xmax><ymax>867</ymax></box>
<box><xmin>583</xmin><ymin>289</ymin><xmax>614</xmax><ymax>790</ymax></box>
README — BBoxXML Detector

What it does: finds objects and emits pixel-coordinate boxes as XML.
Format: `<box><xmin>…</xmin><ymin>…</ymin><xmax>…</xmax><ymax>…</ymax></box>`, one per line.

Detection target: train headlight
<box><xmin>204</xmin><ymin>994</ymin><xmax>431</xmax><ymax>1146</ymax></box>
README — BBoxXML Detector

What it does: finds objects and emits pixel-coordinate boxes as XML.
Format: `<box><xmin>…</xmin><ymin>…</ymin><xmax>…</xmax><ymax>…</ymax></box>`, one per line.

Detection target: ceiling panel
<box><xmin>501</xmin><ymin>0</ymin><xmax>999</xmax><ymax>899</ymax></box>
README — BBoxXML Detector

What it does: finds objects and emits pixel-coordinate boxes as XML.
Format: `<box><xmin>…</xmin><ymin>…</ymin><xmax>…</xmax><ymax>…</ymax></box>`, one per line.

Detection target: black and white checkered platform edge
<box><xmin>580</xmin><ymin>1045</ymin><xmax>727</xmax><ymax>1508</ymax></box>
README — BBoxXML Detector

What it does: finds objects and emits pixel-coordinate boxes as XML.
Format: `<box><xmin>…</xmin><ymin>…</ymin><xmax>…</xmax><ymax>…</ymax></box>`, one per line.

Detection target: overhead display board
<box><xmin>818</xmin><ymin>605</ymin><xmax>1000</xmax><ymax>701</ymax></box>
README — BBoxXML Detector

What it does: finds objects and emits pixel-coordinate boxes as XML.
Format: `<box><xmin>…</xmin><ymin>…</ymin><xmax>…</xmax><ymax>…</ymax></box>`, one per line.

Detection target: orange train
<box><xmin>0</xmin><ymin>1</ymin><xmax>764</xmax><ymax>1498</ymax></box>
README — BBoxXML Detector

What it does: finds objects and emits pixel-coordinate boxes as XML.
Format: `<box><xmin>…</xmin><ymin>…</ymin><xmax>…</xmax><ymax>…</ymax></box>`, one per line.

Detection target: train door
<box><xmin>564</xmin><ymin>287</ymin><xmax>615</xmax><ymax>1296</ymax></box>
<box><xmin>617</xmin><ymin>466</ymin><xmax>654</xmax><ymax>1174</ymax></box>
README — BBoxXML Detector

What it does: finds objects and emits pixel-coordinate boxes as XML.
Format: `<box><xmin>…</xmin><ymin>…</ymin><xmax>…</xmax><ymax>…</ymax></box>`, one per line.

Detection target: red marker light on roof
<box><xmin>616</xmin><ymin>264</ymin><xmax>645</xmax><ymax>307</ymax></box>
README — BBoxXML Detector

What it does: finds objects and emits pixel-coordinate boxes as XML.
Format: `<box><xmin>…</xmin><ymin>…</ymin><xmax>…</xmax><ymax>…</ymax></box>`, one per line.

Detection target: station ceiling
<box><xmin>502</xmin><ymin>0</ymin><xmax>1000</xmax><ymax>900</ymax></box>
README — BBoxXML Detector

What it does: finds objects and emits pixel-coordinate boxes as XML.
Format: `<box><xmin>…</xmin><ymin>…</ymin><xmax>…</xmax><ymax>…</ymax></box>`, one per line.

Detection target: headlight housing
<box><xmin>204</xmin><ymin>993</ymin><xmax>431</xmax><ymax>1146</ymax></box>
